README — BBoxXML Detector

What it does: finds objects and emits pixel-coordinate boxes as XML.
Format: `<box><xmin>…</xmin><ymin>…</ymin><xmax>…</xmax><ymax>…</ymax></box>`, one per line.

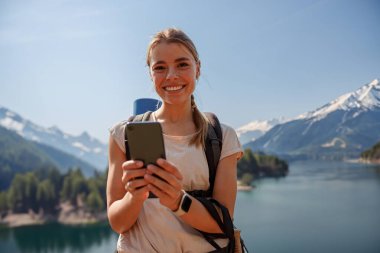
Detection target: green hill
<box><xmin>361</xmin><ymin>141</ymin><xmax>380</xmax><ymax>161</ymax></box>
<box><xmin>237</xmin><ymin>148</ymin><xmax>288</xmax><ymax>185</ymax></box>
<box><xmin>0</xmin><ymin>126</ymin><xmax>97</xmax><ymax>190</ymax></box>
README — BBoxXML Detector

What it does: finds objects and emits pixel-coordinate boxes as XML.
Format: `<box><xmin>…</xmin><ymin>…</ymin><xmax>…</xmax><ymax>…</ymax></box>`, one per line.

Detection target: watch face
<box><xmin>182</xmin><ymin>195</ymin><xmax>192</xmax><ymax>212</ymax></box>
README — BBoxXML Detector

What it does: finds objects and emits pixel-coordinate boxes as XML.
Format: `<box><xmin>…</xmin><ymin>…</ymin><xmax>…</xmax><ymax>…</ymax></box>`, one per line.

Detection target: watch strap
<box><xmin>172</xmin><ymin>190</ymin><xmax>191</xmax><ymax>217</ymax></box>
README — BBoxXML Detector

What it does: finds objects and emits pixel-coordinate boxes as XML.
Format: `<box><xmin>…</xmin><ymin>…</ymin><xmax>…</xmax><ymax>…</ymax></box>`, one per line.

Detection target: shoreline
<box><xmin>1</xmin><ymin>184</ymin><xmax>255</xmax><ymax>228</ymax></box>
<box><xmin>237</xmin><ymin>180</ymin><xmax>254</xmax><ymax>191</ymax></box>
<box><xmin>237</xmin><ymin>185</ymin><xmax>254</xmax><ymax>191</ymax></box>
<box><xmin>0</xmin><ymin>203</ymin><xmax>107</xmax><ymax>228</ymax></box>
<box><xmin>346</xmin><ymin>158</ymin><xmax>380</xmax><ymax>164</ymax></box>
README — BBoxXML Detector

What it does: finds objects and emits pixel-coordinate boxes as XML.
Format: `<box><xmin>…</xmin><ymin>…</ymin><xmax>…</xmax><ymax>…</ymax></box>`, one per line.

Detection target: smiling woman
<box><xmin>106</xmin><ymin>28</ymin><xmax>243</xmax><ymax>253</ymax></box>
<box><xmin>149</xmin><ymin>42</ymin><xmax>199</xmax><ymax>112</ymax></box>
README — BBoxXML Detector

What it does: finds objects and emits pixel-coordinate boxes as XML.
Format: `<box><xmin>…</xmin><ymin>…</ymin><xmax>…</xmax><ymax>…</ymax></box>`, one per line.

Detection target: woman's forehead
<box><xmin>150</xmin><ymin>42</ymin><xmax>194</xmax><ymax>63</ymax></box>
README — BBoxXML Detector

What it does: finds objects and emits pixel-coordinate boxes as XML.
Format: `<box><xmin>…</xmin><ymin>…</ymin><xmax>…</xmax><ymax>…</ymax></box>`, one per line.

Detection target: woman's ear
<box><xmin>196</xmin><ymin>61</ymin><xmax>201</xmax><ymax>79</ymax></box>
<box><xmin>149</xmin><ymin>69</ymin><xmax>153</xmax><ymax>81</ymax></box>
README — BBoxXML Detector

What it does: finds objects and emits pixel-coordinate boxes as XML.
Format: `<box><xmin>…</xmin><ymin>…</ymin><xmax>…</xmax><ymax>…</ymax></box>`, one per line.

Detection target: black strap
<box><xmin>196</xmin><ymin>197</ymin><xmax>235</xmax><ymax>253</ymax></box>
<box><xmin>203</xmin><ymin>112</ymin><xmax>223</xmax><ymax>197</ymax></box>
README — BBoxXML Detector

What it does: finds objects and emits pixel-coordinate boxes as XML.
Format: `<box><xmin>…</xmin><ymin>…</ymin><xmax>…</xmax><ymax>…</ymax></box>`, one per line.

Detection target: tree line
<box><xmin>361</xmin><ymin>140</ymin><xmax>380</xmax><ymax>161</ymax></box>
<box><xmin>237</xmin><ymin>148</ymin><xmax>289</xmax><ymax>185</ymax></box>
<box><xmin>0</xmin><ymin>167</ymin><xmax>106</xmax><ymax>215</ymax></box>
<box><xmin>0</xmin><ymin>148</ymin><xmax>288</xmax><ymax>214</ymax></box>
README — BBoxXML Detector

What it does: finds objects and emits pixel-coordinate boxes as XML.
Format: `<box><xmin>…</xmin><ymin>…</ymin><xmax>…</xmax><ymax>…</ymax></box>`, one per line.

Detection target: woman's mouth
<box><xmin>164</xmin><ymin>85</ymin><xmax>185</xmax><ymax>91</ymax></box>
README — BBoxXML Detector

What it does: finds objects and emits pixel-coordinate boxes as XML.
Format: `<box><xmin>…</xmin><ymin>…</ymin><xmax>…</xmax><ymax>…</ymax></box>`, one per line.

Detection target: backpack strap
<box><xmin>187</xmin><ymin>113</ymin><xmax>222</xmax><ymax>198</ymax></box>
<box><xmin>196</xmin><ymin>197</ymin><xmax>235</xmax><ymax>252</ymax></box>
<box><xmin>204</xmin><ymin>112</ymin><xmax>223</xmax><ymax>197</ymax></box>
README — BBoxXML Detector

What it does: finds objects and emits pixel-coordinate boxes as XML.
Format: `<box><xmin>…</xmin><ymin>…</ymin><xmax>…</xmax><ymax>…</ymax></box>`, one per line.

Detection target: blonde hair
<box><xmin>146</xmin><ymin>28</ymin><xmax>208</xmax><ymax>147</ymax></box>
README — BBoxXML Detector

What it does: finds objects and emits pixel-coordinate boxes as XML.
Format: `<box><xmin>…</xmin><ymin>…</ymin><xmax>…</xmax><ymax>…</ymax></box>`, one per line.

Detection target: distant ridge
<box><xmin>244</xmin><ymin>79</ymin><xmax>380</xmax><ymax>160</ymax></box>
<box><xmin>236</xmin><ymin>117</ymin><xmax>289</xmax><ymax>145</ymax></box>
<box><xmin>0</xmin><ymin>125</ymin><xmax>97</xmax><ymax>190</ymax></box>
<box><xmin>0</xmin><ymin>105</ymin><xmax>107</xmax><ymax>169</ymax></box>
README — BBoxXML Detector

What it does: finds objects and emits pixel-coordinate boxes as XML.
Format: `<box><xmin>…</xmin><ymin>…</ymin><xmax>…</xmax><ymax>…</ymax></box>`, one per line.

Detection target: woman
<box><xmin>107</xmin><ymin>28</ymin><xmax>242</xmax><ymax>252</ymax></box>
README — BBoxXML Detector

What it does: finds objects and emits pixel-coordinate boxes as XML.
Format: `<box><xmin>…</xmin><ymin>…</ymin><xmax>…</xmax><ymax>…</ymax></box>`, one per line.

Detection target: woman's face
<box><xmin>149</xmin><ymin>42</ymin><xmax>199</xmax><ymax>107</ymax></box>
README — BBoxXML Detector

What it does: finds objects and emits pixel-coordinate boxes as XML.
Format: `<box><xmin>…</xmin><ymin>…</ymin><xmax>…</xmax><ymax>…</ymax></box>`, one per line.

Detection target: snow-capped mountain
<box><xmin>245</xmin><ymin>79</ymin><xmax>380</xmax><ymax>160</ymax></box>
<box><xmin>0</xmin><ymin>106</ymin><xmax>107</xmax><ymax>169</ymax></box>
<box><xmin>298</xmin><ymin>79</ymin><xmax>380</xmax><ymax>121</ymax></box>
<box><xmin>236</xmin><ymin>117</ymin><xmax>288</xmax><ymax>144</ymax></box>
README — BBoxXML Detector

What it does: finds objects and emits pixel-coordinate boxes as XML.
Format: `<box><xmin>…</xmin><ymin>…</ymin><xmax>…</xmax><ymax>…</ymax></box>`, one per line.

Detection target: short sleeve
<box><xmin>109</xmin><ymin>120</ymin><xmax>128</xmax><ymax>153</ymax></box>
<box><xmin>220</xmin><ymin>123</ymin><xmax>243</xmax><ymax>161</ymax></box>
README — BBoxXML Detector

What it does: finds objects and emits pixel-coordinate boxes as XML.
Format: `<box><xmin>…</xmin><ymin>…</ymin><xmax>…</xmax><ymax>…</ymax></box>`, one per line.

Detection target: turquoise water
<box><xmin>1</xmin><ymin>161</ymin><xmax>379</xmax><ymax>252</ymax></box>
<box><xmin>235</xmin><ymin>161</ymin><xmax>380</xmax><ymax>253</ymax></box>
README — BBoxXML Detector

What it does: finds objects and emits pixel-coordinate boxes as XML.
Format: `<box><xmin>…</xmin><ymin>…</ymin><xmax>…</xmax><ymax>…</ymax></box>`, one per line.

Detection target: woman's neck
<box><xmin>155</xmin><ymin>102</ymin><xmax>192</xmax><ymax>123</ymax></box>
<box><xmin>154</xmin><ymin>102</ymin><xmax>196</xmax><ymax>135</ymax></box>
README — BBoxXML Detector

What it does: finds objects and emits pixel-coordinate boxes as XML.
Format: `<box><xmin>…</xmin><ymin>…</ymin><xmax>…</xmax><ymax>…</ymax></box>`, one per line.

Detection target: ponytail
<box><xmin>190</xmin><ymin>95</ymin><xmax>208</xmax><ymax>148</ymax></box>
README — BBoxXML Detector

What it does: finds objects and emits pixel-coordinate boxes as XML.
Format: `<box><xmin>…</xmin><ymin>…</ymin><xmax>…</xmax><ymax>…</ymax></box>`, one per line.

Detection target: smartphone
<box><xmin>125</xmin><ymin>121</ymin><xmax>166</xmax><ymax>167</ymax></box>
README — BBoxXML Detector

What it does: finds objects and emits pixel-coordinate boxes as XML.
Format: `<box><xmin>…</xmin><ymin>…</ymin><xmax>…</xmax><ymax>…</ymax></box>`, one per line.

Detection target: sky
<box><xmin>0</xmin><ymin>0</ymin><xmax>379</xmax><ymax>143</ymax></box>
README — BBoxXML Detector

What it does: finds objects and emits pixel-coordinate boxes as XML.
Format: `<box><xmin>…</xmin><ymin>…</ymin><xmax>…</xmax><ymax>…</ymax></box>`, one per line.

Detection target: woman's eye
<box><xmin>153</xmin><ymin>66</ymin><xmax>166</xmax><ymax>71</ymax></box>
<box><xmin>178</xmin><ymin>62</ymin><xmax>189</xmax><ymax>68</ymax></box>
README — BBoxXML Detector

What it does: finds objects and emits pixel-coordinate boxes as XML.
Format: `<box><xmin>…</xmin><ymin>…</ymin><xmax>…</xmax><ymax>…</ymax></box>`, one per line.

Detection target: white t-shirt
<box><xmin>109</xmin><ymin>114</ymin><xmax>242</xmax><ymax>253</ymax></box>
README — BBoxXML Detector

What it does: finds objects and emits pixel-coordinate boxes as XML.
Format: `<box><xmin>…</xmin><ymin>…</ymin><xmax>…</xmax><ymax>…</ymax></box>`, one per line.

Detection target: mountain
<box><xmin>0</xmin><ymin>106</ymin><xmax>107</xmax><ymax>170</ymax></box>
<box><xmin>0</xmin><ymin>125</ymin><xmax>97</xmax><ymax>190</ymax></box>
<box><xmin>245</xmin><ymin>79</ymin><xmax>380</xmax><ymax>160</ymax></box>
<box><xmin>236</xmin><ymin>117</ymin><xmax>288</xmax><ymax>145</ymax></box>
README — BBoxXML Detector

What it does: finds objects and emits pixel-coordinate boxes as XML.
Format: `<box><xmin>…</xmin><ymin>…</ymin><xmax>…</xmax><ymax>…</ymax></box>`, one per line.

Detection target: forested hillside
<box><xmin>361</xmin><ymin>141</ymin><xmax>380</xmax><ymax>161</ymax></box>
<box><xmin>237</xmin><ymin>148</ymin><xmax>288</xmax><ymax>185</ymax></box>
<box><xmin>0</xmin><ymin>126</ymin><xmax>97</xmax><ymax>190</ymax></box>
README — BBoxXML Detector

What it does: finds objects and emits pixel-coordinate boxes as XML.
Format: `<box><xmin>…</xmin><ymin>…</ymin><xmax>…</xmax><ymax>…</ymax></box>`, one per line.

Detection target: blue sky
<box><xmin>0</xmin><ymin>0</ymin><xmax>379</xmax><ymax>143</ymax></box>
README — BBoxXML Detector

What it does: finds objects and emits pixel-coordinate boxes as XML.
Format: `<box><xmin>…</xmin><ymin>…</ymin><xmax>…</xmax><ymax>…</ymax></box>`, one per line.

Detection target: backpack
<box><xmin>124</xmin><ymin>111</ymin><xmax>222</xmax><ymax>198</ymax></box>
<box><xmin>124</xmin><ymin>111</ymin><xmax>247</xmax><ymax>253</ymax></box>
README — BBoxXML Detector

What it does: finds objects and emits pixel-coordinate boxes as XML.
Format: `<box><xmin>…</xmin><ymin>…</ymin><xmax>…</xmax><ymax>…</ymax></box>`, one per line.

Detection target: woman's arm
<box><xmin>182</xmin><ymin>153</ymin><xmax>237</xmax><ymax>232</ymax></box>
<box><xmin>106</xmin><ymin>135</ymin><xmax>149</xmax><ymax>234</ymax></box>
<box><xmin>146</xmin><ymin>153</ymin><xmax>238</xmax><ymax>234</ymax></box>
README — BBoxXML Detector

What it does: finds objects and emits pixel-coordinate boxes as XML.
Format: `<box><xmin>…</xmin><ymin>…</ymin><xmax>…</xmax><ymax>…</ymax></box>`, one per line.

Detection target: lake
<box><xmin>1</xmin><ymin>161</ymin><xmax>379</xmax><ymax>253</ymax></box>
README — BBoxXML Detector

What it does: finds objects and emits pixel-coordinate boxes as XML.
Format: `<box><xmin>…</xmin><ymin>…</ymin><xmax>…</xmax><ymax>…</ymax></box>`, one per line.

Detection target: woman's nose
<box><xmin>166</xmin><ymin>67</ymin><xmax>178</xmax><ymax>80</ymax></box>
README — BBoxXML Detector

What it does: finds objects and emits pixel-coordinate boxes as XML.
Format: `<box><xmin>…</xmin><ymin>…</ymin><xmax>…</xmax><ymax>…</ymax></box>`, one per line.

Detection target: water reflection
<box><xmin>1</xmin><ymin>161</ymin><xmax>380</xmax><ymax>253</ymax></box>
<box><xmin>1</xmin><ymin>222</ymin><xmax>117</xmax><ymax>253</ymax></box>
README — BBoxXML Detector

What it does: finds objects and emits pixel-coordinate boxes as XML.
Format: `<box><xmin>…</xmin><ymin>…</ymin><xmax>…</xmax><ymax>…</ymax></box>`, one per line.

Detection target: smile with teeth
<box><xmin>164</xmin><ymin>85</ymin><xmax>185</xmax><ymax>91</ymax></box>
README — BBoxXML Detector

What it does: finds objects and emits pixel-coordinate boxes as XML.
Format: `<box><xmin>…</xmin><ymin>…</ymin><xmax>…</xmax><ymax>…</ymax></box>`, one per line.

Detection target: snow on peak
<box><xmin>72</xmin><ymin>142</ymin><xmax>91</xmax><ymax>153</ymax></box>
<box><xmin>236</xmin><ymin>117</ymin><xmax>289</xmax><ymax>144</ymax></box>
<box><xmin>237</xmin><ymin>117</ymin><xmax>287</xmax><ymax>135</ymax></box>
<box><xmin>0</xmin><ymin>116</ymin><xmax>25</xmax><ymax>133</ymax></box>
<box><xmin>0</xmin><ymin>104</ymin><xmax>108</xmax><ymax>169</ymax></box>
<box><xmin>47</xmin><ymin>125</ymin><xmax>63</xmax><ymax>135</ymax></box>
<box><xmin>0</xmin><ymin>106</ymin><xmax>26</xmax><ymax>133</ymax></box>
<box><xmin>298</xmin><ymin>79</ymin><xmax>380</xmax><ymax>121</ymax></box>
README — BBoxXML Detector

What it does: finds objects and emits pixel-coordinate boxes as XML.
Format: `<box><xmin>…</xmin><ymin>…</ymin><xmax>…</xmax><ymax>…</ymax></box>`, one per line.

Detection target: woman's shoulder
<box><xmin>109</xmin><ymin>119</ymin><xmax>128</xmax><ymax>134</ymax></box>
<box><xmin>220</xmin><ymin>122</ymin><xmax>235</xmax><ymax>133</ymax></box>
<box><xmin>218</xmin><ymin>122</ymin><xmax>243</xmax><ymax>160</ymax></box>
<box><xmin>219</xmin><ymin>122</ymin><xmax>239</xmax><ymax>142</ymax></box>
<box><xmin>108</xmin><ymin>120</ymin><xmax>129</xmax><ymax>153</ymax></box>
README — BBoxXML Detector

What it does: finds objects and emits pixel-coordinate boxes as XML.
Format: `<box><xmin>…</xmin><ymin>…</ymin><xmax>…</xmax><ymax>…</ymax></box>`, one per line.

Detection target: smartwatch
<box><xmin>173</xmin><ymin>190</ymin><xmax>192</xmax><ymax>217</ymax></box>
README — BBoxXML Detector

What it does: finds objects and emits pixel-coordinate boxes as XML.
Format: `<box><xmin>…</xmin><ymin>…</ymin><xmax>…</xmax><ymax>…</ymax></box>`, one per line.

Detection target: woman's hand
<box><xmin>144</xmin><ymin>158</ymin><xmax>184</xmax><ymax>210</ymax></box>
<box><xmin>122</xmin><ymin>160</ymin><xmax>150</xmax><ymax>201</ymax></box>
